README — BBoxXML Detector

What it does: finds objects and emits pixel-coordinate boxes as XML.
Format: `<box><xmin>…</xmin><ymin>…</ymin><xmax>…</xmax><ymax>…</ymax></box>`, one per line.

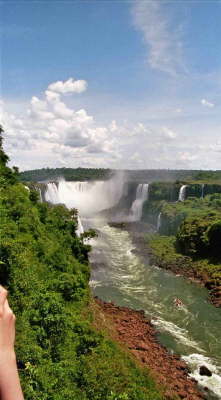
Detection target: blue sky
<box><xmin>1</xmin><ymin>0</ymin><xmax>221</xmax><ymax>170</ymax></box>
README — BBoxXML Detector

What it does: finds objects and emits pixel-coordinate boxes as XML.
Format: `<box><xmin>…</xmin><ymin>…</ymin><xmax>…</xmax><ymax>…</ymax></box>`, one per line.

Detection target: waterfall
<box><xmin>45</xmin><ymin>182</ymin><xmax>60</xmax><ymax>203</ymax></box>
<box><xmin>129</xmin><ymin>184</ymin><xmax>149</xmax><ymax>221</ymax></box>
<box><xmin>201</xmin><ymin>184</ymin><xmax>205</xmax><ymax>199</ymax></box>
<box><xmin>38</xmin><ymin>188</ymin><xmax>43</xmax><ymax>202</ymax></box>
<box><xmin>45</xmin><ymin>181</ymin><xmax>85</xmax><ymax>236</ymax></box>
<box><xmin>53</xmin><ymin>177</ymin><xmax>124</xmax><ymax>216</ymax></box>
<box><xmin>44</xmin><ymin>175</ymin><xmax>125</xmax><ymax>234</ymax></box>
<box><xmin>178</xmin><ymin>185</ymin><xmax>187</xmax><ymax>202</ymax></box>
<box><xmin>76</xmin><ymin>216</ymin><xmax>84</xmax><ymax>236</ymax></box>
<box><xmin>157</xmin><ymin>212</ymin><xmax>162</xmax><ymax>231</ymax></box>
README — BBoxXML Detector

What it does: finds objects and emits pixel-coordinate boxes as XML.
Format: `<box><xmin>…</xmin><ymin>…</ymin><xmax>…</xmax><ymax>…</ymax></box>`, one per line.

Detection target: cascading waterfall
<box><xmin>56</xmin><ymin>176</ymin><xmax>124</xmax><ymax>215</ymax></box>
<box><xmin>44</xmin><ymin>174</ymin><xmax>125</xmax><ymax>234</ymax></box>
<box><xmin>178</xmin><ymin>185</ymin><xmax>187</xmax><ymax>202</ymax></box>
<box><xmin>201</xmin><ymin>184</ymin><xmax>205</xmax><ymax>199</ymax></box>
<box><xmin>130</xmin><ymin>184</ymin><xmax>149</xmax><ymax>221</ymax></box>
<box><xmin>76</xmin><ymin>216</ymin><xmax>84</xmax><ymax>236</ymax></box>
<box><xmin>38</xmin><ymin>187</ymin><xmax>42</xmax><ymax>202</ymax></box>
<box><xmin>45</xmin><ymin>182</ymin><xmax>60</xmax><ymax>203</ymax></box>
<box><xmin>45</xmin><ymin>181</ymin><xmax>85</xmax><ymax>236</ymax></box>
<box><xmin>157</xmin><ymin>212</ymin><xmax>162</xmax><ymax>231</ymax></box>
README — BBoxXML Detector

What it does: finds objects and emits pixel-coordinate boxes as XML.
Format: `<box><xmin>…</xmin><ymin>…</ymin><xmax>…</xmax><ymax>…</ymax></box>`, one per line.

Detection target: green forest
<box><xmin>0</xmin><ymin>127</ymin><xmax>165</xmax><ymax>399</ymax></box>
<box><xmin>20</xmin><ymin>168</ymin><xmax>112</xmax><ymax>182</ymax></box>
<box><xmin>144</xmin><ymin>195</ymin><xmax>221</xmax><ymax>305</ymax></box>
<box><xmin>20</xmin><ymin>167</ymin><xmax>221</xmax><ymax>184</ymax></box>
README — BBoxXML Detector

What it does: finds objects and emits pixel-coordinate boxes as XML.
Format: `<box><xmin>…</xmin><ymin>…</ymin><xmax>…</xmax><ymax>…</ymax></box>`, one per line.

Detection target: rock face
<box><xmin>199</xmin><ymin>366</ymin><xmax>212</xmax><ymax>377</ymax></box>
<box><xmin>95</xmin><ymin>298</ymin><xmax>205</xmax><ymax>400</ymax></box>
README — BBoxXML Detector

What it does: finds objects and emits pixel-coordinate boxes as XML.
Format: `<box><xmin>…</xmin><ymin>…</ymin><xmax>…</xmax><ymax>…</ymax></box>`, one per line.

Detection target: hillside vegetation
<box><xmin>19</xmin><ymin>167</ymin><xmax>112</xmax><ymax>182</ymax></box>
<box><xmin>0</xmin><ymin>126</ymin><xmax>164</xmax><ymax>399</ymax></box>
<box><xmin>20</xmin><ymin>166</ymin><xmax>221</xmax><ymax>184</ymax></box>
<box><xmin>146</xmin><ymin>195</ymin><xmax>221</xmax><ymax>305</ymax></box>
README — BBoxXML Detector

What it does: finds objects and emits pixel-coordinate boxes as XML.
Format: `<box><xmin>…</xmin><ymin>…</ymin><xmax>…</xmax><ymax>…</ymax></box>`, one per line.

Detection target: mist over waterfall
<box><xmin>45</xmin><ymin>172</ymin><xmax>125</xmax><ymax>218</ymax></box>
<box><xmin>45</xmin><ymin>182</ymin><xmax>60</xmax><ymax>203</ymax></box>
<box><xmin>129</xmin><ymin>184</ymin><xmax>149</xmax><ymax>221</ymax></box>
<box><xmin>178</xmin><ymin>185</ymin><xmax>187</xmax><ymax>202</ymax></box>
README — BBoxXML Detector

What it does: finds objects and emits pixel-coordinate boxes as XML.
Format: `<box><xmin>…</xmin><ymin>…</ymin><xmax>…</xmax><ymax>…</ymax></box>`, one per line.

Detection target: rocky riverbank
<box><xmin>108</xmin><ymin>221</ymin><xmax>221</xmax><ymax>308</ymax></box>
<box><xmin>94</xmin><ymin>297</ymin><xmax>205</xmax><ymax>400</ymax></box>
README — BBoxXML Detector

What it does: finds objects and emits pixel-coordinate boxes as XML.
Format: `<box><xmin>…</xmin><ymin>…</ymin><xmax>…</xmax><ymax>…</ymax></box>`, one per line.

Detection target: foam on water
<box><xmin>152</xmin><ymin>318</ymin><xmax>204</xmax><ymax>351</ymax></box>
<box><xmin>89</xmin><ymin>221</ymin><xmax>221</xmax><ymax>399</ymax></box>
<box><xmin>90</xmin><ymin>279</ymin><xmax>102</xmax><ymax>289</ymax></box>
<box><xmin>182</xmin><ymin>354</ymin><xmax>221</xmax><ymax>398</ymax></box>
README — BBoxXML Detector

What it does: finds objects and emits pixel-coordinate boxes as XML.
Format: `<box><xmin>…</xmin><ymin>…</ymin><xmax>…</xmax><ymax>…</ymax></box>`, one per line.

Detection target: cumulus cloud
<box><xmin>132</xmin><ymin>0</ymin><xmax>186</xmax><ymax>76</ymax></box>
<box><xmin>201</xmin><ymin>98</ymin><xmax>214</xmax><ymax>108</ymax></box>
<box><xmin>162</xmin><ymin>126</ymin><xmax>177</xmax><ymax>139</ymax></box>
<box><xmin>1</xmin><ymin>76</ymin><xmax>221</xmax><ymax>171</ymax></box>
<box><xmin>48</xmin><ymin>78</ymin><xmax>87</xmax><ymax>94</ymax></box>
<box><xmin>0</xmin><ymin>77</ymin><xmax>116</xmax><ymax>169</ymax></box>
<box><xmin>45</xmin><ymin>90</ymin><xmax>61</xmax><ymax>103</ymax></box>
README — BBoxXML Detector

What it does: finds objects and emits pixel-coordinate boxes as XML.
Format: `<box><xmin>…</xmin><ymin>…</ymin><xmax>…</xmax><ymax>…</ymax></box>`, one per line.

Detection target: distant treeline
<box><xmin>20</xmin><ymin>167</ymin><xmax>112</xmax><ymax>182</ymax></box>
<box><xmin>20</xmin><ymin>167</ymin><xmax>221</xmax><ymax>183</ymax></box>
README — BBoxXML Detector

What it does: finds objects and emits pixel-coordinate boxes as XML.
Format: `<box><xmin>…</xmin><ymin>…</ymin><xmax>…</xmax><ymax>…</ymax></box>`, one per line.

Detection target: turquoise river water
<box><xmin>87</xmin><ymin>219</ymin><xmax>221</xmax><ymax>399</ymax></box>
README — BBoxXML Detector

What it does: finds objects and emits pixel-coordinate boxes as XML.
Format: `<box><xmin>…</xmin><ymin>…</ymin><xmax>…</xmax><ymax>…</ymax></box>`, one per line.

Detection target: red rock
<box><xmin>95</xmin><ymin>298</ymin><xmax>204</xmax><ymax>400</ymax></box>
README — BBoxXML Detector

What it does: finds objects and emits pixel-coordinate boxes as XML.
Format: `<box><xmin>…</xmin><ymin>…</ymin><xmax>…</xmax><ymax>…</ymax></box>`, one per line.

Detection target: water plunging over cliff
<box><xmin>157</xmin><ymin>212</ymin><xmax>162</xmax><ymax>231</ymax></box>
<box><xmin>178</xmin><ymin>185</ymin><xmax>187</xmax><ymax>202</ymax></box>
<box><xmin>45</xmin><ymin>182</ymin><xmax>60</xmax><ymax>203</ymax></box>
<box><xmin>129</xmin><ymin>184</ymin><xmax>149</xmax><ymax>221</ymax></box>
<box><xmin>201</xmin><ymin>184</ymin><xmax>205</xmax><ymax>199</ymax></box>
<box><xmin>45</xmin><ymin>175</ymin><xmax>124</xmax><ymax>216</ymax></box>
<box><xmin>44</xmin><ymin>175</ymin><xmax>125</xmax><ymax>232</ymax></box>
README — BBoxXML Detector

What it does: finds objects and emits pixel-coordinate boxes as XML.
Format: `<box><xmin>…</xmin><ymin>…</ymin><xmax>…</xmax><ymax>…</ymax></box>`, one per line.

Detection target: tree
<box><xmin>0</xmin><ymin>124</ymin><xmax>10</xmax><ymax>165</ymax></box>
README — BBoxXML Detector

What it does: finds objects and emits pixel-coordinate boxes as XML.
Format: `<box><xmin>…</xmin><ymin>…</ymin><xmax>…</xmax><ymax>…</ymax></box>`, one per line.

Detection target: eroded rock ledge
<box><xmin>95</xmin><ymin>297</ymin><xmax>205</xmax><ymax>400</ymax></box>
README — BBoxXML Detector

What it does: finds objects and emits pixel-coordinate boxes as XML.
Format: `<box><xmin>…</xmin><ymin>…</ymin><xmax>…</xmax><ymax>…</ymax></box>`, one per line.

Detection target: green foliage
<box><xmin>146</xmin><ymin>234</ymin><xmax>188</xmax><ymax>270</ymax></box>
<box><xmin>20</xmin><ymin>167</ymin><xmax>112</xmax><ymax>182</ymax></box>
<box><xmin>148</xmin><ymin>233</ymin><xmax>221</xmax><ymax>286</ymax></box>
<box><xmin>151</xmin><ymin>194</ymin><xmax>221</xmax><ymax>236</ymax></box>
<box><xmin>176</xmin><ymin>217</ymin><xmax>210</xmax><ymax>257</ymax></box>
<box><xmin>148</xmin><ymin>182</ymin><xmax>179</xmax><ymax>202</ymax></box>
<box><xmin>0</xmin><ymin>129</ymin><xmax>164</xmax><ymax>399</ymax></box>
<box><xmin>206</xmin><ymin>221</ymin><xmax>221</xmax><ymax>257</ymax></box>
<box><xmin>194</xmin><ymin>170</ymin><xmax>221</xmax><ymax>182</ymax></box>
<box><xmin>0</xmin><ymin>125</ymin><xmax>19</xmax><ymax>186</ymax></box>
<box><xmin>147</xmin><ymin>195</ymin><xmax>221</xmax><ymax>285</ymax></box>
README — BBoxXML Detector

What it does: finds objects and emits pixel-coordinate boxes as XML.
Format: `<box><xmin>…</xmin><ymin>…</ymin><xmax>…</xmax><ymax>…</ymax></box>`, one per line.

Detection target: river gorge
<box><xmin>43</xmin><ymin>177</ymin><xmax>221</xmax><ymax>399</ymax></box>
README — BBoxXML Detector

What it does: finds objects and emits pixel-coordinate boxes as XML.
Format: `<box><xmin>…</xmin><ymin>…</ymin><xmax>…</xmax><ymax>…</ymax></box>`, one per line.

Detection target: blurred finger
<box><xmin>0</xmin><ymin>286</ymin><xmax>8</xmax><ymax>312</ymax></box>
<box><xmin>4</xmin><ymin>299</ymin><xmax>15</xmax><ymax>319</ymax></box>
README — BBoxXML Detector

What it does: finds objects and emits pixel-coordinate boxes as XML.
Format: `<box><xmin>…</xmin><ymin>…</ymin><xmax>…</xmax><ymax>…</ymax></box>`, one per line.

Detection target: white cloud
<box><xmin>201</xmin><ymin>98</ymin><xmax>214</xmax><ymax>108</ymax></box>
<box><xmin>52</xmin><ymin>100</ymin><xmax>74</xmax><ymax>119</ymax></box>
<box><xmin>178</xmin><ymin>151</ymin><xmax>198</xmax><ymax>162</ymax></box>
<box><xmin>109</xmin><ymin>120</ymin><xmax>118</xmax><ymax>132</ymax></box>
<box><xmin>132</xmin><ymin>0</ymin><xmax>186</xmax><ymax>76</ymax></box>
<box><xmin>1</xmin><ymin>76</ymin><xmax>221</xmax><ymax>171</ymax></box>
<box><xmin>48</xmin><ymin>78</ymin><xmax>87</xmax><ymax>94</ymax></box>
<box><xmin>45</xmin><ymin>90</ymin><xmax>61</xmax><ymax>103</ymax></box>
<box><xmin>162</xmin><ymin>126</ymin><xmax>177</xmax><ymax>139</ymax></box>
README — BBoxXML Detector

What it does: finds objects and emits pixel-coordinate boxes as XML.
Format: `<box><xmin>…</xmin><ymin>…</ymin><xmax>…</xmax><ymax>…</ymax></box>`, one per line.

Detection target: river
<box><xmin>43</xmin><ymin>179</ymin><xmax>221</xmax><ymax>398</ymax></box>
<box><xmin>87</xmin><ymin>219</ymin><xmax>221</xmax><ymax>400</ymax></box>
